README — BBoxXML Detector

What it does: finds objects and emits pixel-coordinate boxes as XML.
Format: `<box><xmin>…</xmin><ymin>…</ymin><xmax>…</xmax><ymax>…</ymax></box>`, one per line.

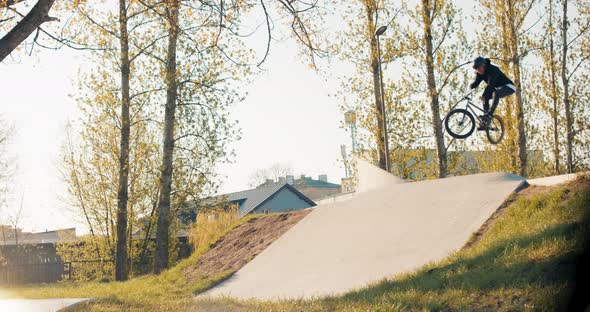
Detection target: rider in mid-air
<box><xmin>470</xmin><ymin>57</ymin><xmax>516</xmax><ymax>130</ymax></box>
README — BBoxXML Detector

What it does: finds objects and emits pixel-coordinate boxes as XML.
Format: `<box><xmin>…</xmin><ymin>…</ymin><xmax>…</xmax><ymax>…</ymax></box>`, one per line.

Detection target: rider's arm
<box><xmin>483</xmin><ymin>66</ymin><xmax>500</xmax><ymax>99</ymax></box>
<box><xmin>470</xmin><ymin>75</ymin><xmax>482</xmax><ymax>89</ymax></box>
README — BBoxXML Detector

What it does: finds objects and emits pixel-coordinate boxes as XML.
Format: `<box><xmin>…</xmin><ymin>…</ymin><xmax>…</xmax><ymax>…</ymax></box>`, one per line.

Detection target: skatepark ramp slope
<box><xmin>201</xmin><ymin>170</ymin><xmax>525</xmax><ymax>300</ymax></box>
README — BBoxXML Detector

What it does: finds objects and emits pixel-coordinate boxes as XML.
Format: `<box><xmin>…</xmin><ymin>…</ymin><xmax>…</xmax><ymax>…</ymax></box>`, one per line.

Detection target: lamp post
<box><xmin>375</xmin><ymin>25</ymin><xmax>390</xmax><ymax>172</ymax></box>
<box><xmin>344</xmin><ymin>110</ymin><xmax>357</xmax><ymax>153</ymax></box>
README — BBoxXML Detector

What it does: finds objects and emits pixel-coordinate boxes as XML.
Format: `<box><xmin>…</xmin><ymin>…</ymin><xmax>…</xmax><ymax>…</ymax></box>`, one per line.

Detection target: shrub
<box><xmin>189</xmin><ymin>205</ymin><xmax>239</xmax><ymax>253</ymax></box>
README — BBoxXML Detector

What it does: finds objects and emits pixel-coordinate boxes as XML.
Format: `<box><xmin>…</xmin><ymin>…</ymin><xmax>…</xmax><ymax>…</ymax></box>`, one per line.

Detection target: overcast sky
<box><xmin>1</xmin><ymin>0</ymin><xmax>547</xmax><ymax>233</ymax></box>
<box><xmin>0</xmin><ymin>6</ymin><xmax>355</xmax><ymax>233</ymax></box>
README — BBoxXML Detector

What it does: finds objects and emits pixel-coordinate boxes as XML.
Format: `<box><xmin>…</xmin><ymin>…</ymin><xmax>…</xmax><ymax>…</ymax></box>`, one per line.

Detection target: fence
<box><xmin>0</xmin><ymin>262</ymin><xmax>71</xmax><ymax>285</ymax></box>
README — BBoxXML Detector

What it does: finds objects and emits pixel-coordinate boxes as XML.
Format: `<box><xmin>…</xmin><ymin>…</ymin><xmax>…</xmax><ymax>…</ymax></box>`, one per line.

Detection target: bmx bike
<box><xmin>444</xmin><ymin>90</ymin><xmax>505</xmax><ymax>145</ymax></box>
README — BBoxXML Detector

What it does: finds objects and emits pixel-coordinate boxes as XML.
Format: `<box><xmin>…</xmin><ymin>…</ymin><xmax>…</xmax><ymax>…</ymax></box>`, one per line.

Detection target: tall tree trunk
<box><xmin>548</xmin><ymin>0</ymin><xmax>560</xmax><ymax>174</ymax></box>
<box><xmin>561</xmin><ymin>0</ymin><xmax>573</xmax><ymax>173</ymax></box>
<box><xmin>365</xmin><ymin>2</ymin><xmax>388</xmax><ymax>171</ymax></box>
<box><xmin>508</xmin><ymin>4</ymin><xmax>527</xmax><ymax>177</ymax></box>
<box><xmin>512</xmin><ymin>58</ymin><xmax>527</xmax><ymax>177</ymax></box>
<box><xmin>154</xmin><ymin>0</ymin><xmax>179</xmax><ymax>274</ymax></box>
<box><xmin>421</xmin><ymin>0</ymin><xmax>447</xmax><ymax>178</ymax></box>
<box><xmin>0</xmin><ymin>0</ymin><xmax>56</xmax><ymax>62</ymax></box>
<box><xmin>115</xmin><ymin>0</ymin><xmax>130</xmax><ymax>281</ymax></box>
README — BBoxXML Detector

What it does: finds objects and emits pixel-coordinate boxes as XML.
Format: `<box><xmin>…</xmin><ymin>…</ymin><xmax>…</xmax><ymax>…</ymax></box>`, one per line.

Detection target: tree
<box><xmin>560</xmin><ymin>0</ymin><xmax>590</xmax><ymax>172</ymax></box>
<box><xmin>248</xmin><ymin>163</ymin><xmax>294</xmax><ymax>187</ymax></box>
<box><xmin>0</xmin><ymin>118</ymin><xmax>13</xmax><ymax>211</ymax></box>
<box><xmin>146</xmin><ymin>0</ymin><xmax>326</xmax><ymax>273</ymax></box>
<box><xmin>0</xmin><ymin>118</ymin><xmax>16</xmax><ymax>247</ymax></box>
<box><xmin>535</xmin><ymin>0</ymin><xmax>563</xmax><ymax>174</ymax></box>
<box><xmin>332</xmin><ymin>1</ymin><xmax>403</xmax><ymax>171</ymax></box>
<box><xmin>114</xmin><ymin>0</ymin><xmax>132</xmax><ymax>282</ymax></box>
<box><xmin>153</xmin><ymin>0</ymin><xmax>180</xmax><ymax>273</ymax></box>
<box><xmin>60</xmin><ymin>0</ymin><xmax>170</xmax><ymax>280</ymax></box>
<box><xmin>405</xmin><ymin>0</ymin><xmax>470</xmax><ymax>178</ymax></box>
<box><xmin>7</xmin><ymin>192</ymin><xmax>24</xmax><ymax>246</ymax></box>
<box><xmin>0</xmin><ymin>0</ymin><xmax>58</xmax><ymax>62</ymax></box>
<box><xmin>476</xmin><ymin>0</ymin><xmax>539</xmax><ymax>177</ymax></box>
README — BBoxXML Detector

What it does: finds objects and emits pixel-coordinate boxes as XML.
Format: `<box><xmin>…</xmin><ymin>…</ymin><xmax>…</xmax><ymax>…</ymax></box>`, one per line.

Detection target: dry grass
<box><xmin>189</xmin><ymin>206</ymin><xmax>241</xmax><ymax>255</ymax></box>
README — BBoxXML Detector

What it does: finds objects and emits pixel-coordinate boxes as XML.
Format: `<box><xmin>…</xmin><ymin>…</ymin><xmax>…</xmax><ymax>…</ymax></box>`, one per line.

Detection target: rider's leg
<box><xmin>489</xmin><ymin>85</ymin><xmax>515</xmax><ymax>116</ymax></box>
<box><xmin>481</xmin><ymin>93</ymin><xmax>491</xmax><ymax>113</ymax></box>
<box><xmin>479</xmin><ymin>94</ymin><xmax>493</xmax><ymax>129</ymax></box>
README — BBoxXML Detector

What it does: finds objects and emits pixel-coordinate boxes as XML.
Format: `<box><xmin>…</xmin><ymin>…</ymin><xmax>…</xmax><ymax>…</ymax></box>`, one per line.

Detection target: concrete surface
<box><xmin>201</xmin><ymin>171</ymin><xmax>525</xmax><ymax>300</ymax></box>
<box><xmin>0</xmin><ymin>298</ymin><xmax>92</xmax><ymax>312</ymax></box>
<box><xmin>315</xmin><ymin>159</ymin><xmax>405</xmax><ymax>206</ymax></box>
<box><xmin>527</xmin><ymin>172</ymin><xmax>582</xmax><ymax>186</ymax></box>
<box><xmin>355</xmin><ymin>158</ymin><xmax>405</xmax><ymax>193</ymax></box>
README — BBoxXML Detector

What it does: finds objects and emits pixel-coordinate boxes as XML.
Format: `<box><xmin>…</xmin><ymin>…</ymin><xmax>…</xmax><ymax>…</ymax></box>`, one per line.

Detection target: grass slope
<box><xmin>195</xmin><ymin>177</ymin><xmax>590</xmax><ymax>312</ymax></box>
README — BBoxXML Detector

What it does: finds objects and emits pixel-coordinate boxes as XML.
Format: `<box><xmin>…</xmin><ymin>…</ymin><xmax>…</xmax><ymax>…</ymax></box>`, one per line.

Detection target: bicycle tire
<box><xmin>486</xmin><ymin>115</ymin><xmax>505</xmax><ymax>144</ymax></box>
<box><xmin>444</xmin><ymin>108</ymin><xmax>475</xmax><ymax>139</ymax></box>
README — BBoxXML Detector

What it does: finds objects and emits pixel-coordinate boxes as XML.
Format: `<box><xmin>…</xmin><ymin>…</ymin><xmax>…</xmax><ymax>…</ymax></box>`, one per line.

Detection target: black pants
<box><xmin>482</xmin><ymin>85</ymin><xmax>515</xmax><ymax>115</ymax></box>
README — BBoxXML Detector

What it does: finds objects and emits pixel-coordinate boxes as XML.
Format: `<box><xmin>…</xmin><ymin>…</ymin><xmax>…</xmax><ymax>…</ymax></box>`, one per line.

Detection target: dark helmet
<box><xmin>473</xmin><ymin>56</ymin><xmax>486</xmax><ymax>69</ymax></box>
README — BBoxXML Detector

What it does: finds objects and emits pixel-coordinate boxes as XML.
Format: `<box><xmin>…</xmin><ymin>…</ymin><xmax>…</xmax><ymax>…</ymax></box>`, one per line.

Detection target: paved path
<box><xmin>0</xmin><ymin>298</ymin><xmax>91</xmax><ymax>312</ymax></box>
<box><xmin>528</xmin><ymin>172</ymin><xmax>583</xmax><ymax>186</ymax></box>
<box><xmin>201</xmin><ymin>171</ymin><xmax>525</xmax><ymax>300</ymax></box>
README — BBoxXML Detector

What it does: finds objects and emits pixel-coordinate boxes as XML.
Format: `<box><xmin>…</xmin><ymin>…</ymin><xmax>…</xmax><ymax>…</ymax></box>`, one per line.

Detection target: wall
<box><xmin>296</xmin><ymin>187</ymin><xmax>342</xmax><ymax>201</ymax></box>
<box><xmin>250</xmin><ymin>188</ymin><xmax>313</xmax><ymax>214</ymax></box>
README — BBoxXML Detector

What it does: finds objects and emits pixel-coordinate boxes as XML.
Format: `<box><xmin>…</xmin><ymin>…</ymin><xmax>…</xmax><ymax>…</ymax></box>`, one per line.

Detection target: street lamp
<box><xmin>344</xmin><ymin>110</ymin><xmax>357</xmax><ymax>153</ymax></box>
<box><xmin>375</xmin><ymin>25</ymin><xmax>390</xmax><ymax>172</ymax></box>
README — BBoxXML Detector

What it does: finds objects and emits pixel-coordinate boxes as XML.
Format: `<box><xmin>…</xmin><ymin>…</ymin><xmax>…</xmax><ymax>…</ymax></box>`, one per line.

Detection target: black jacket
<box><xmin>470</xmin><ymin>60</ymin><xmax>514</xmax><ymax>99</ymax></box>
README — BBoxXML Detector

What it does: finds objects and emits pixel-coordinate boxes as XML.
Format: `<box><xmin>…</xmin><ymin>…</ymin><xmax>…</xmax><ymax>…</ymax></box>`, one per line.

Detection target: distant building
<box><xmin>0</xmin><ymin>225</ymin><xmax>77</xmax><ymax>246</ymax></box>
<box><xmin>256</xmin><ymin>174</ymin><xmax>342</xmax><ymax>201</ymax></box>
<box><xmin>195</xmin><ymin>183</ymin><xmax>316</xmax><ymax>219</ymax></box>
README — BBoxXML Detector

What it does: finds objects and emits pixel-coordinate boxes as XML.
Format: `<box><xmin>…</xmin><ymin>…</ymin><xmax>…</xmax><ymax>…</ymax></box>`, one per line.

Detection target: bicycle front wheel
<box><xmin>444</xmin><ymin>108</ymin><xmax>475</xmax><ymax>139</ymax></box>
<box><xmin>486</xmin><ymin>115</ymin><xmax>504</xmax><ymax>144</ymax></box>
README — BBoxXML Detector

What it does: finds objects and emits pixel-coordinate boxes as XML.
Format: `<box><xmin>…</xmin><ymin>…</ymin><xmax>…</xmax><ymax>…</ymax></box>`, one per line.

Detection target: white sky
<box><xmin>0</xmin><ymin>11</ymin><xmax>353</xmax><ymax>233</ymax></box>
<box><xmin>1</xmin><ymin>0</ymin><xmax>548</xmax><ymax>233</ymax></box>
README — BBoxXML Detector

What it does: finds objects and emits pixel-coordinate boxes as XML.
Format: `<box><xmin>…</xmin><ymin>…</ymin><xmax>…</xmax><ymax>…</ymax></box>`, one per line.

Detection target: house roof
<box><xmin>208</xmin><ymin>183</ymin><xmax>316</xmax><ymax>217</ymax></box>
<box><xmin>295</xmin><ymin>177</ymin><xmax>341</xmax><ymax>189</ymax></box>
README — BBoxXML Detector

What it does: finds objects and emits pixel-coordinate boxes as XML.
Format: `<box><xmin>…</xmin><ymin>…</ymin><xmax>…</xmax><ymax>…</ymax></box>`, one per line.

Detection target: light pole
<box><xmin>375</xmin><ymin>25</ymin><xmax>390</xmax><ymax>172</ymax></box>
<box><xmin>344</xmin><ymin>110</ymin><xmax>357</xmax><ymax>153</ymax></box>
<box><xmin>341</xmin><ymin>144</ymin><xmax>350</xmax><ymax>178</ymax></box>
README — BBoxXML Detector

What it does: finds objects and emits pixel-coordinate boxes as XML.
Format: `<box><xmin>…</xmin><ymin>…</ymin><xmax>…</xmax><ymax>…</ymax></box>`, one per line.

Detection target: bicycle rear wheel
<box><xmin>444</xmin><ymin>108</ymin><xmax>475</xmax><ymax>139</ymax></box>
<box><xmin>486</xmin><ymin>115</ymin><xmax>504</xmax><ymax>144</ymax></box>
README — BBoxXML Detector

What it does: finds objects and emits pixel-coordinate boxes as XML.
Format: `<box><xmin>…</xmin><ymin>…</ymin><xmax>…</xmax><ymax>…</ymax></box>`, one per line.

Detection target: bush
<box><xmin>189</xmin><ymin>205</ymin><xmax>239</xmax><ymax>253</ymax></box>
<box><xmin>56</xmin><ymin>237</ymin><xmax>113</xmax><ymax>282</ymax></box>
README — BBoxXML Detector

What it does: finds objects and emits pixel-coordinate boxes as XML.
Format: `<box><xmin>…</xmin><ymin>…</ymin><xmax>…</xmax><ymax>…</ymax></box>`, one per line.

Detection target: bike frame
<box><xmin>448</xmin><ymin>90</ymin><xmax>486</xmax><ymax>123</ymax></box>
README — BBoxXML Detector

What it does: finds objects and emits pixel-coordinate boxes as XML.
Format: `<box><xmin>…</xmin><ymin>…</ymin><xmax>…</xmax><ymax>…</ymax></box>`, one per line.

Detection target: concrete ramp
<box><xmin>355</xmin><ymin>158</ymin><xmax>405</xmax><ymax>193</ymax></box>
<box><xmin>201</xmin><ymin>172</ymin><xmax>524</xmax><ymax>300</ymax></box>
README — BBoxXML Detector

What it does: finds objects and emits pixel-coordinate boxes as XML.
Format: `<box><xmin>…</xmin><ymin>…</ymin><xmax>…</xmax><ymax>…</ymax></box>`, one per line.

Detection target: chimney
<box><xmin>278</xmin><ymin>177</ymin><xmax>286</xmax><ymax>184</ymax></box>
<box><xmin>286</xmin><ymin>175</ymin><xmax>294</xmax><ymax>184</ymax></box>
<box><xmin>318</xmin><ymin>174</ymin><xmax>328</xmax><ymax>182</ymax></box>
<box><xmin>265</xmin><ymin>179</ymin><xmax>273</xmax><ymax>185</ymax></box>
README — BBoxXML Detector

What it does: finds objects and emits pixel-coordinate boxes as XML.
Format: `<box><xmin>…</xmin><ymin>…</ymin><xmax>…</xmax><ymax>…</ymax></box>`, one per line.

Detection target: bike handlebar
<box><xmin>463</xmin><ymin>89</ymin><xmax>476</xmax><ymax>100</ymax></box>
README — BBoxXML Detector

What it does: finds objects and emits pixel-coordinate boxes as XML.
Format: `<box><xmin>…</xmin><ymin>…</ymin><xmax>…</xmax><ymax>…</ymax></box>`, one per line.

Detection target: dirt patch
<box><xmin>183</xmin><ymin>209</ymin><xmax>311</xmax><ymax>282</ymax></box>
<box><xmin>518</xmin><ymin>184</ymin><xmax>556</xmax><ymax>198</ymax></box>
